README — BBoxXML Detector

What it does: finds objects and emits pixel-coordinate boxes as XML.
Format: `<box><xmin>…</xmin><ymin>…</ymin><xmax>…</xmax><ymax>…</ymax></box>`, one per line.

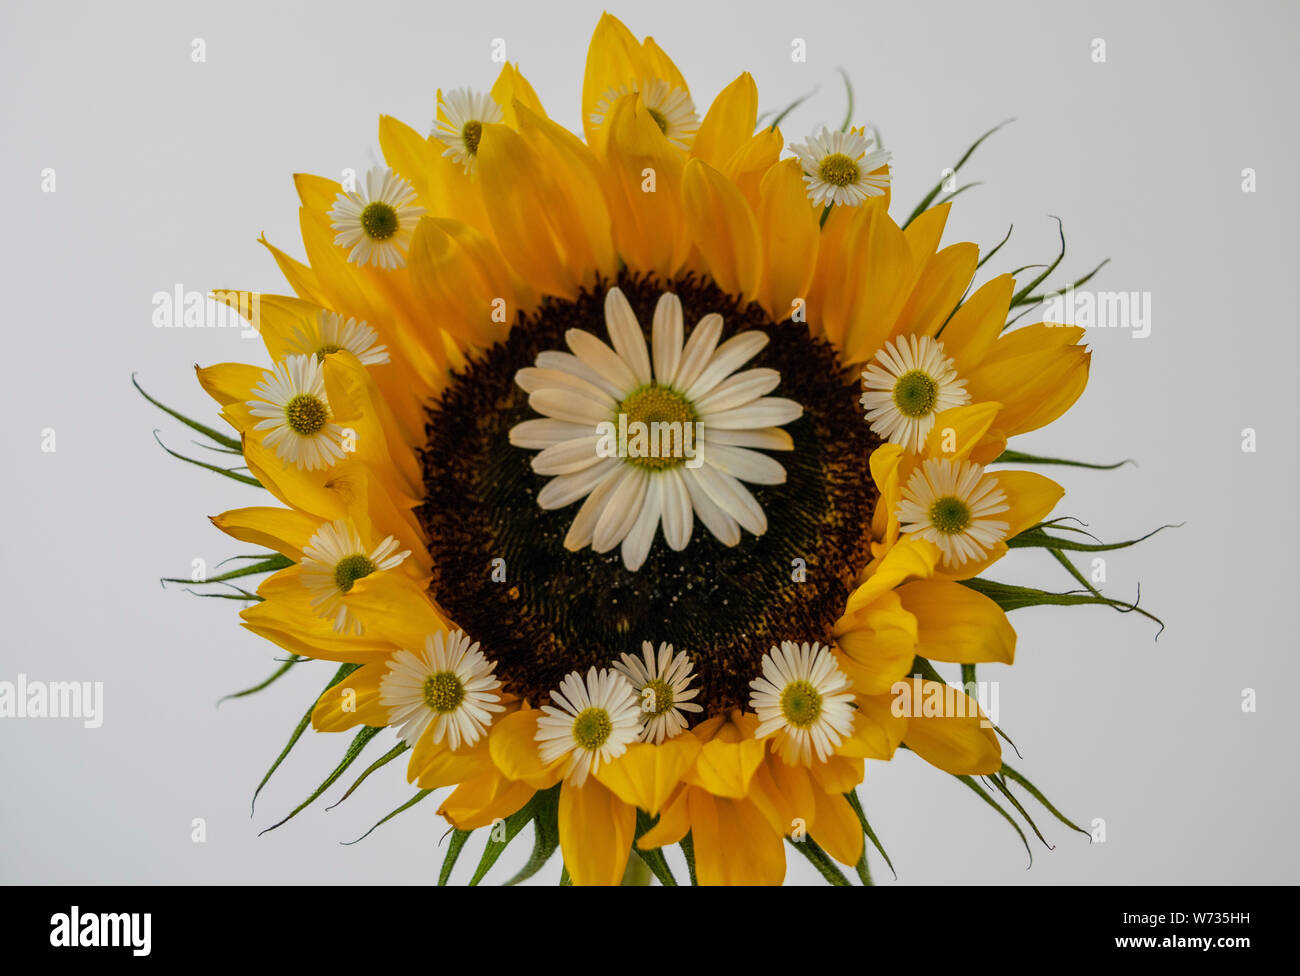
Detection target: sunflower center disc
<box><xmin>419</xmin><ymin>274</ymin><xmax>881</xmax><ymax>714</ymax></box>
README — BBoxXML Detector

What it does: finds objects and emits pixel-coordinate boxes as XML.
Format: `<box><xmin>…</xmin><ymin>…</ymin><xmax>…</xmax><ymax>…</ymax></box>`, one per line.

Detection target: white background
<box><xmin>2</xmin><ymin>0</ymin><xmax>1296</xmax><ymax>884</ymax></box>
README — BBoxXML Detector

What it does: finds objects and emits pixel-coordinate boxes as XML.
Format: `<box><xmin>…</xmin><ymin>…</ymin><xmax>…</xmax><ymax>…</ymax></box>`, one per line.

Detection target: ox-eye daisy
<box><xmin>790</xmin><ymin>127</ymin><xmax>892</xmax><ymax>207</ymax></box>
<box><xmin>433</xmin><ymin>88</ymin><xmax>504</xmax><ymax>174</ymax></box>
<box><xmin>535</xmin><ymin>667</ymin><xmax>643</xmax><ymax>786</ymax></box>
<box><xmin>509</xmin><ymin>286</ymin><xmax>802</xmax><ymax>571</ymax></box>
<box><xmin>612</xmin><ymin>641</ymin><xmax>702</xmax><ymax>743</ymax></box>
<box><xmin>247</xmin><ymin>354</ymin><xmax>346</xmax><ymax>471</ymax></box>
<box><xmin>750</xmin><ymin>640</ymin><xmax>856</xmax><ymax>766</ymax></box>
<box><xmin>287</xmin><ymin>310</ymin><xmax>388</xmax><ymax>366</ymax></box>
<box><xmin>897</xmin><ymin>458</ymin><xmax>1010</xmax><ymax>567</ymax></box>
<box><xmin>299</xmin><ymin>519</ymin><xmax>410</xmax><ymax>635</ymax></box>
<box><xmin>860</xmin><ymin>335</ymin><xmax>969</xmax><ymax>452</ymax></box>
<box><xmin>379</xmin><ymin>630</ymin><xmax>504</xmax><ymax>751</ymax></box>
<box><xmin>328</xmin><ymin>167</ymin><xmax>423</xmax><ymax>270</ymax></box>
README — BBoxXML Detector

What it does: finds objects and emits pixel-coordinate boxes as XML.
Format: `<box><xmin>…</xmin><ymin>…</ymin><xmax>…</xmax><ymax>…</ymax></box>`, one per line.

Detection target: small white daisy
<box><xmin>535</xmin><ymin>667</ymin><xmax>643</xmax><ymax>786</ymax></box>
<box><xmin>860</xmin><ymin>335</ymin><xmax>970</xmax><ymax>452</ymax></box>
<box><xmin>509</xmin><ymin>286</ymin><xmax>803</xmax><ymax>571</ymax></box>
<box><xmin>247</xmin><ymin>354</ymin><xmax>347</xmax><ymax>471</ymax></box>
<box><xmin>299</xmin><ymin>519</ymin><xmax>411</xmax><ymax>635</ymax></box>
<box><xmin>750</xmin><ymin>640</ymin><xmax>857</xmax><ymax>766</ymax></box>
<box><xmin>590</xmin><ymin>78</ymin><xmax>699</xmax><ymax>149</ymax></box>
<box><xmin>612</xmin><ymin>641</ymin><xmax>703</xmax><ymax>743</ymax></box>
<box><xmin>896</xmin><ymin>458</ymin><xmax>1010</xmax><ymax>568</ymax></box>
<box><xmin>379</xmin><ymin>630</ymin><xmax>505</xmax><ymax>751</ymax></box>
<box><xmin>432</xmin><ymin>88</ymin><xmax>504</xmax><ymax>174</ymax></box>
<box><xmin>286</xmin><ymin>310</ymin><xmax>389</xmax><ymax>366</ymax></box>
<box><xmin>789</xmin><ymin>127</ymin><xmax>892</xmax><ymax>207</ymax></box>
<box><xmin>328</xmin><ymin>167</ymin><xmax>424</xmax><ymax>270</ymax></box>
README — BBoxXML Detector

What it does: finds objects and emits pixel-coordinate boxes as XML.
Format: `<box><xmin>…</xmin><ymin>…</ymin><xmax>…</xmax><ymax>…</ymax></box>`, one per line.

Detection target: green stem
<box><xmin>621</xmin><ymin>852</ymin><xmax>654</xmax><ymax>886</ymax></box>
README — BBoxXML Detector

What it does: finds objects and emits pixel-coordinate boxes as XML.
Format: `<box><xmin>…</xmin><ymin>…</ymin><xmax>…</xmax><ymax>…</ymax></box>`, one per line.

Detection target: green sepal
<box><xmin>439</xmin><ymin>828</ymin><xmax>473</xmax><ymax>885</ymax></box>
<box><xmin>503</xmin><ymin>786</ymin><xmax>562</xmax><ymax>886</ymax></box>
<box><xmin>903</xmin><ymin>118</ymin><xmax>1013</xmax><ymax>229</ymax></box>
<box><xmin>470</xmin><ymin>786</ymin><xmax>559</xmax><ymax>886</ymax></box>
<box><xmin>251</xmin><ymin>662</ymin><xmax>359</xmax><ymax>813</ymax></box>
<box><xmin>1000</xmin><ymin>763</ymin><xmax>1090</xmax><ymax>838</ymax></box>
<box><xmin>133</xmin><ymin>373</ymin><xmax>241</xmax><ymax>451</ymax></box>
<box><xmin>259</xmin><ymin>725</ymin><xmax>381</xmax><ymax>835</ymax></box>
<box><xmin>153</xmin><ymin>430</ymin><xmax>260</xmax><ymax>486</ymax></box>
<box><xmin>163</xmin><ymin>554</ymin><xmax>292</xmax><ymax>588</ymax></box>
<box><xmin>994</xmin><ymin>448</ymin><xmax>1132</xmax><ymax>470</ymax></box>
<box><xmin>679</xmin><ymin>832</ymin><xmax>699</xmax><ymax>886</ymax></box>
<box><xmin>218</xmin><ymin>655</ymin><xmax>306</xmax><ymax>704</ymax></box>
<box><xmin>786</xmin><ymin>836</ymin><xmax>852</xmax><ymax>886</ymax></box>
<box><xmin>633</xmin><ymin>810</ymin><xmax>678</xmax><ymax>886</ymax></box>
<box><xmin>326</xmin><ymin>741</ymin><xmax>409</xmax><ymax>811</ymax></box>
<box><xmin>342</xmin><ymin>790</ymin><xmax>432</xmax><ymax>846</ymax></box>
<box><xmin>845</xmin><ymin>790</ymin><xmax>896</xmax><ymax>880</ymax></box>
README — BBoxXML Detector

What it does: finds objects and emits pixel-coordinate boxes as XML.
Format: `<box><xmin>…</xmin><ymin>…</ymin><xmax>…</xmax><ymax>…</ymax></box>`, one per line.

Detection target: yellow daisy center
<box><xmin>285</xmin><ymin>393</ymin><xmax>329</xmax><ymax>435</ymax></box>
<box><xmin>333</xmin><ymin>553</ymin><xmax>375</xmax><ymax>593</ymax></box>
<box><xmin>572</xmin><ymin>707</ymin><xmax>613</xmax><ymax>751</ymax></box>
<box><xmin>315</xmin><ymin>343</ymin><xmax>343</xmax><ymax>361</ymax></box>
<box><xmin>617</xmin><ymin>384</ymin><xmax>698</xmax><ymax>471</ymax></box>
<box><xmin>647</xmin><ymin>107</ymin><xmax>669</xmax><ymax>133</ymax></box>
<box><xmin>360</xmin><ymin>201</ymin><xmax>399</xmax><ymax>240</ymax></box>
<box><xmin>892</xmin><ymin>369</ymin><xmax>939</xmax><ymax>418</ymax></box>
<box><xmin>642</xmin><ymin>678</ymin><xmax>674</xmax><ymax>717</ymax></box>
<box><xmin>928</xmin><ymin>496</ymin><xmax>972</xmax><ymax>535</ymax></box>
<box><xmin>423</xmin><ymin>671</ymin><xmax>466</xmax><ymax>713</ymax></box>
<box><xmin>780</xmin><ymin>679</ymin><xmax>823</xmax><ymax>728</ymax></box>
<box><xmin>818</xmin><ymin>152</ymin><xmax>861</xmax><ymax>188</ymax></box>
<box><xmin>462</xmin><ymin>119</ymin><xmax>483</xmax><ymax>154</ymax></box>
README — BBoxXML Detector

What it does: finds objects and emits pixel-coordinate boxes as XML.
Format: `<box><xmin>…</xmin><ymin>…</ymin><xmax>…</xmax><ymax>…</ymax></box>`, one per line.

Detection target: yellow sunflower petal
<box><xmin>896</xmin><ymin>580</ymin><xmax>1016</xmax><ymax>664</ymax></box>
<box><xmin>692</xmin><ymin>73</ymin><xmax>758</xmax><ymax>169</ymax></box>
<box><xmin>559</xmin><ymin>778</ymin><xmax>636</xmax><ymax>886</ymax></box>
<box><xmin>636</xmin><ymin>786</ymin><xmax>691</xmax><ymax>849</ymax></box>
<box><xmin>310</xmin><ymin>660</ymin><xmax>390</xmax><ymax>732</ymax></box>
<box><xmin>683</xmin><ymin>157</ymin><xmax>762</xmax><ymax>302</ymax></box>
<box><xmin>688</xmin><ymin>789</ymin><xmax>785</xmax><ymax>886</ymax></box>
<box><xmin>901</xmin><ymin>680</ymin><xmax>1001</xmax><ymax>775</ymax></box>
<box><xmin>488</xmin><ymin>708</ymin><xmax>565</xmax><ymax>790</ymax></box>
<box><xmin>210</xmin><ymin>506</ymin><xmax>322</xmax><ymax>561</ymax></box>
<box><xmin>756</xmin><ymin>158</ymin><xmax>820</xmax><ymax>323</ymax></box>
<box><xmin>939</xmin><ymin>273</ymin><xmax>1015</xmax><ymax>374</ymax></box>
<box><xmin>595</xmin><ymin>736</ymin><xmax>701</xmax><ymax>815</ymax></box>
<box><xmin>438</xmin><ymin>769</ymin><xmax>534</xmax><ymax>830</ymax></box>
<box><xmin>581</xmin><ymin>12</ymin><xmax>652</xmax><ymax>150</ymax></box>
<box><xmin>811</xmin><ymin>789</ymin><xmax>864</xmax><ymax>867</ymax></box>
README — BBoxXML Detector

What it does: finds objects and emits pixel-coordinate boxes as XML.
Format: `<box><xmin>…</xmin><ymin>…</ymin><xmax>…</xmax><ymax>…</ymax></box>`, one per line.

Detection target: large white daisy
<box><xmin>749</xmin><ymin>640</ymin><xmax>856</xmax><ymax>766</ymax></box>
<box><xmin>611</xmin><ymin>641</ymin><xmax>702</xmax><ymax>744</ymax></box>
<box><xmin>379</xmin><ymin>630</ymin><xmax>505</xmax><ymax>751</ymax></box>
<box><xmin>328</xmin><ymin>167</ymin><xmax>424</xmax><ymax>270</ymax></box>
<box><xmin>789</xmin><ymin>127</ymin><xmax>892</xmax><ymax>207</ymax></box>
<box><xmin>299</xmin><ymin>519</ymin><xmax>410</xmax><ymax>635</ymax></box>
<box><xmin>509</xmin><ymin>286</ymin><xmax>803</xmax><ymax>571</ymax></box>
<box><xmin>860</xmin><ymin>334</ymin><xmax>970</xmax><ymax>452</ymax></box>
<box><xmin>535</xmin><ymin>667</ymin><xmax>643</xmax><ymax>786</ymax></box>
<box><xmin>247</xmin><ymin>354</ymin><xmax>347</xmax><ymax>471</ymax></box>
<box><xmin>896</xmin><ymin>458</ymin><xmax>1010</xmax><ymax>568</ymax></box>
<box><xmin>432</xmin><ymin>88</ymin><xmax>504</xmax><ymax>174</ymax></box>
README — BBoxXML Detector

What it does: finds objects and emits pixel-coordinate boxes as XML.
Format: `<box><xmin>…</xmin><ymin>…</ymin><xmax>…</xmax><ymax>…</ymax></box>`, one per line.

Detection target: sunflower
<box><xmin>164</xmin><ymin>13</ymin><xmax>1165</xmax><ymax>886</ymax></box>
